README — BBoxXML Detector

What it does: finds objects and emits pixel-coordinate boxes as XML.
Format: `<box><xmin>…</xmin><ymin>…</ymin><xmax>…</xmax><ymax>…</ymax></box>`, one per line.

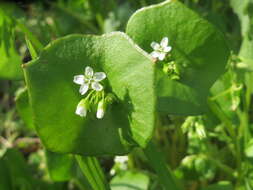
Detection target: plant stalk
<box><xmin>143</xmin><ymin>141</ymin><xmax>183</xmax><ymax>190</ymax></box>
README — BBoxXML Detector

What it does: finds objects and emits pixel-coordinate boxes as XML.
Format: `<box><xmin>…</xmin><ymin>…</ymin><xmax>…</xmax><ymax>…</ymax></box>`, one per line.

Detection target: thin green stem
<box><xmin>143</xmin><ymin>141</ymin><xmax>183</xmax><ymax>190</ymax></box>
<box><xmin>244</xmin><ymin>73</ymin><xmax>252</xmax><ymax>142</ymax></box>
<box><xmin>207</xmin><ymin>98</ymin><xmax>236</xmax><ymax>139</ymax></box>
<box><xmin>203</xmin><ymin>154</ymin><xmax>235</xmax><ymax>178</ymax></box>
<box><xmin>209</xmin><ymin>87</ymin><xmax>232</xmax><ymax>101</ymax></box>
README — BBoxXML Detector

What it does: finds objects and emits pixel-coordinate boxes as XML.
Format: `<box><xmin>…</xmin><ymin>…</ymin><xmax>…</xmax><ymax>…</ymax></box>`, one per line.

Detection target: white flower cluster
<box><xmin>150</xmin><ymin>37</ymin><xmax>172</xmax><ymax>61</ymax></box>
<box><xmin>73</xmin><ymin>66</ymin><xmax>107</xmax><ymax>119</ymax></box>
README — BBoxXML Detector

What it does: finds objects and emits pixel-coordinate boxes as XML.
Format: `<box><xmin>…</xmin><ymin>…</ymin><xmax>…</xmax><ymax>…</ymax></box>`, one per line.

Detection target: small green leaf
<box><xmin>110</xmin><ymin>171</ymin><xmax>150</xmax><ymax>190</ymax></box>
<box><xmin>24</xmin><ymin>32</ymin><xmax>155</xmax><ymax>156</ymax></box>
<box><xmin>126</xmin><ymin>0</ymin><xmax>230</xmax><ymax>115</ymax></box>
<box><xmin>25</xmin><ymin>36</ymin><xmax>38</xmax><ymax>60</ymax></box>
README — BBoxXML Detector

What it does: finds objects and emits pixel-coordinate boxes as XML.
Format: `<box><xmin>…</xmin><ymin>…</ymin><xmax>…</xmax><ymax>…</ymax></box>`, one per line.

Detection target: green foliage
<box><xmin>24</xmin><ymin>32</ymin><xmax>155</xmax><ymax>156</ymax></box>
<box><xmin>126</xmin><ymin>0</ymin><xmax>230</xmax><ymax>115</ymax></box>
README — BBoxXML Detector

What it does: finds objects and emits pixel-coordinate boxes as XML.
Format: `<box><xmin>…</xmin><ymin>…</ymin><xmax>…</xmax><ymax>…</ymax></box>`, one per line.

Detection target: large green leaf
<box><xmin>126</xmin><ymin>0</ymin><xmax>230</xmax><ymax>115</ymax></box>
<box><xmin>24</xmin><ymin>32</ymin><xmax>155</xmax><ymax>156</ymax></box>
<box><xmin>0</xmin><ymin>8</ymin><xmax>22</xmax><ymax>80</ymax></box>
<box><xmin>16</xmin><ymin>89</ymin><xmax>78</xmax><ymax>181</ymax></box>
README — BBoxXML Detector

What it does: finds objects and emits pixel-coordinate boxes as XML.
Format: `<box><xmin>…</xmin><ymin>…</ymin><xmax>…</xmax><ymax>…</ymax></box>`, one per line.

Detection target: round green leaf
<box><xmin>126</xmin><ymin>0</ymin><xmax>230</xmax><ymax>115</ymax></box>
<box><xmin>24</xmin><ymin>32</ymin><xmax>155</xmax><ymax>156</ymax></box>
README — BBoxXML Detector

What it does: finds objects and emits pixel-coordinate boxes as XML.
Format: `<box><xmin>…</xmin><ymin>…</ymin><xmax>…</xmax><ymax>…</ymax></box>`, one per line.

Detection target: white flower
<box><xmin>73</xmin><ymin>66</ymin><xmax>106</xmax><ymax>95</ymax></box>
<box><xmin>150</xmin><ymin>37</ymin><xmax>172</xmax><ymax>61</ymax></box>
<box><xmin>96</xmin><ymin>100</ymin><xmax>105</xmax><ymax>119</ymax></box>
<box><xmin>75</xmin><ymin>99</ymin><xmax>88</xmax><ymax>117</ymax></box>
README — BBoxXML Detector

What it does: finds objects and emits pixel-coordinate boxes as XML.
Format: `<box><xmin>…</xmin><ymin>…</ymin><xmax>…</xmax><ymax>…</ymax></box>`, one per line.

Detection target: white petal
<box><xmin>163</xmin><ymin>46</ymin><xmax>172</xmax><ymax>53</ymax></box>
<box><xmin>158</xmin><ymin>52</ymin><xmax>166</xmax><ymax>60</ymax></box>
<box><xmin>79</xmin><ymin>83</ymin><xmax>89</xmax><ymax>95</ymax></box>
<box><xmin>75</xmin><ymin>105</ymin><xmax>87</xmax><ymax>117</ymax></box>
<box><xmin>93</xmin><ymin>72</ymin><xmax>106</xmax><ymax>81</ymax></box>
<box><xmin>96</xmin><ymin>108</ymin><xmax>104</xmax><ymax>119</ymax></box>
<box><xmin>85</xmin><ymin>66</ymin><xmax>94</xmax><ymax>78</ymax></box>
<box><xmin>150</xmin><ymin>51</ymin><xmax>160</xmax><ymax>58</ymax></box>
<box><xmin>151</xmin><ymin>42</ymin><xmax>160</xmax><ymax>50</ymax></box>
<box><xmin>160</xmin><ymin>37</ymin><xmax>168</xmax><ymax>48</ymax></box>
<box><xmin>91</xmin><ymin>82</ymin><xmax>103</xmax><ymax>91</ymax></box>
<box><xmin>73</xmin><ymin>75</ymin><xmax>84</xmax><ymax>85</ymax></box>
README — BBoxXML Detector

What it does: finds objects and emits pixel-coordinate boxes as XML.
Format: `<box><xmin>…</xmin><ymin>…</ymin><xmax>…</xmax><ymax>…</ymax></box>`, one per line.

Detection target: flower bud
<box><xmin>96</xmin><ymin>100</ymin><xmax>106</xmax><ymax>119</ymax></box>
<box><xmin>75</xmin><ymin>99</ymin><xmax>89</xmax><ymax>117</ymax></box>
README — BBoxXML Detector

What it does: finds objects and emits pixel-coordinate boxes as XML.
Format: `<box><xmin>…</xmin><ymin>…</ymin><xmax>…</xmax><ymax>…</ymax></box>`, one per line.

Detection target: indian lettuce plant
<box><xmin>1</xmin><ymin>0</ymin><xmax>253</xmax><ymax>189</ymax></box>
